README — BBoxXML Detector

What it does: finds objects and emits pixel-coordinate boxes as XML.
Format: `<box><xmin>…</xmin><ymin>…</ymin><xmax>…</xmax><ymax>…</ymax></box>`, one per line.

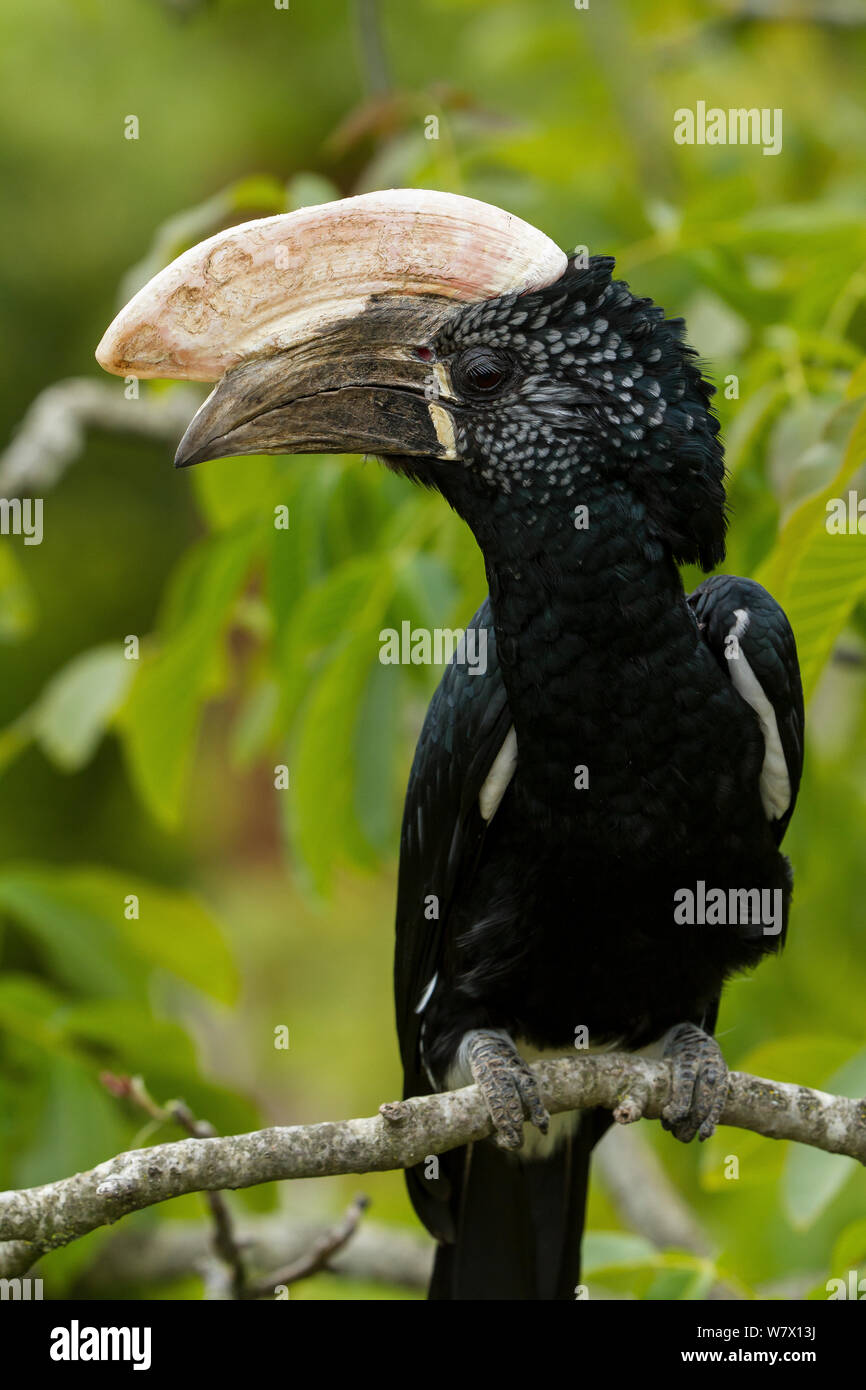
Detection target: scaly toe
<box><xmin>662</xmin><ymin>1022</ymin><xmax>729</xmax><ymax>1145</ymax></box>
<box><xmin>466</xmin><ymin>1029</ymin><xmax>549</xmax><ymax>1150</ymax></box>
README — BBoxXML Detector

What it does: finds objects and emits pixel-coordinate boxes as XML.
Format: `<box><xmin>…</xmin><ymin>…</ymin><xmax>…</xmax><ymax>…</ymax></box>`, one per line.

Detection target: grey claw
<box><xmin>661</xmin><ymin>1022</ymin><xmax>729</xmax><ymax>1144</ymax></box>
<box><xmin>518</xmin><ymin>1070</ymin><xmax>550</xmax><ymax>1135</ymax></box>
<box><xmin>466</xmin><ymin>1030</ymin><xmax>550</xmax><ymax>1150</ymax></box>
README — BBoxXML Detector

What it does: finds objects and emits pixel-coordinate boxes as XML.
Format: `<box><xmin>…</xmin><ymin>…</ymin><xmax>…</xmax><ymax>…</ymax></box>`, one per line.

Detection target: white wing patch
<box><xmin>478</xmin><ymin>725</ymin><xmax>518</xmax><ymax>822</ymax></box>
<box><xmin>727</xmin><ymin>608</ymin><xmax>792</xmax><ymax>821</ymax></box>
<box><xmin>415</xmin><ymin>972</ymin><xmax>438</xmax><ymax>1015</ymax></box>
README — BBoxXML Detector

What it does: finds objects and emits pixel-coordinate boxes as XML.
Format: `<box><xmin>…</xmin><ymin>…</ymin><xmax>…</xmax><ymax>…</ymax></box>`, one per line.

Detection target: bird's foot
<box><xmin>661</xmin><ymin>1023</ymin><xmax>729</xmax><ymax>1143</ymax></box>
<box><xmin>466</xmin><ymin>1030</ymin><xmax>550</xmax><ymax>1151</ymax></box>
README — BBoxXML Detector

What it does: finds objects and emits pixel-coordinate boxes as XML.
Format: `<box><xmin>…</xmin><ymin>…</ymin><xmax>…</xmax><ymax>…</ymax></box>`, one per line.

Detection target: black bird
<box><xmin>97</xmin><ymin>190</ymin><xmax>804</xmax><ymax>1301</ymax></box>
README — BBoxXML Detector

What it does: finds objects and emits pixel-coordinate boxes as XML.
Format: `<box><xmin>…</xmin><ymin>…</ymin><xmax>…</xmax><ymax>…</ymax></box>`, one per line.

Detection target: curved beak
<box><xmin>173</xmin><ymin>299</ymin><xmax>456</xmax><ymax>468</ymax></box>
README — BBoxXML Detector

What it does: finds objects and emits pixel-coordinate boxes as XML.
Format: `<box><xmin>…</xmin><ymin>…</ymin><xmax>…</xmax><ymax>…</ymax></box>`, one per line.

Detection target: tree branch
<box><xmin>75</xmin><ymin>1212</ymin><xmax>432</xmax><ymax>1295</ymax></box>
<box><xmin>240</xmin><ymin>1194</ymin><xmax>371</xmax><ymax>1299</ymax></box>
<box><xmin>101</xmin><ymin>1074</ymin><xmax>253</xmax><ymax>1299</ymax></box>
<box><xmin>355</xmin><ymin>0</ymin><xmax>390</xmax><ymax>97</ymax></box>
<box><xmin>719</xmin><ymin>0</ymin><xmax>866</xmax><ymax>28</ymax></box>
<box><xmin>1</xmin><ymin>1053</ymin><xmax>864</xmax><ymax>1276</ymax></box>
<box><xmin>0</xmin><ymin>379</ymin><xmax>203</xmax><ymax>495</ymax></box>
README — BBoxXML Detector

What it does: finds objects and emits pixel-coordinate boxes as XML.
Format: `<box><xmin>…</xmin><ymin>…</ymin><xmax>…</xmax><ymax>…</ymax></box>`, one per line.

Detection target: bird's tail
<box><xmin>428</xmin><ymin>1111</ymin><xmax>608</xmax><ymax>1301</ymax></box>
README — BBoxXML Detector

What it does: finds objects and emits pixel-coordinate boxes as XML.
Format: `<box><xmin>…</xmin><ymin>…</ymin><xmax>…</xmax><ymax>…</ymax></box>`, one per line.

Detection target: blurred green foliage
<box><xmin>1</xmin><ymin>0</ymin><xmax>865</xmax><ymax>1300</ymax></box>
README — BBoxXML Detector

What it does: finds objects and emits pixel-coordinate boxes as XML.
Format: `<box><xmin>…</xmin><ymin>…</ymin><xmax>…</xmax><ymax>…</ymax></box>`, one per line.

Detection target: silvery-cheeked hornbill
<box><xmin>97</xmin><ymin>189</ymin><xmax>804</xmax><ymax>1301</ymax></box>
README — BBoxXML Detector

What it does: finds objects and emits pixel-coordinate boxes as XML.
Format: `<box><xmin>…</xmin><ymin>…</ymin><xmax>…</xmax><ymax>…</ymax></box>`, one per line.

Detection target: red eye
<box><xmin>453</xmin><ymin>348</ymin><xmax>513</xmax><ymax>397</ymax></box>
<box><xmin>466</xmin><ymin>363</ymin><xmax>505</xmax><ymax>391</ymax></box>
<box><xmin>415</xmin><ymin>346</ymin><xmax>434</xmax><ymax>362</ymax></box>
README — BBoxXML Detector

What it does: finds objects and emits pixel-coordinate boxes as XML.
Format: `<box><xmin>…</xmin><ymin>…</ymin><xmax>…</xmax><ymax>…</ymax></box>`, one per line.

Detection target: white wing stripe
<box><xmin>478</xmin><ymin>725</ymin><xmax>518</xmax><ymax>821</ymax></box>
<box><xmin>727</xmin><ymin>611</ymin><xmax>792</xmax><ymax>820</ymax></box>
<box><xmin>415</xmin><ymin>972</ymin><xmax>438</xmax><ymax>1014</ymax></box>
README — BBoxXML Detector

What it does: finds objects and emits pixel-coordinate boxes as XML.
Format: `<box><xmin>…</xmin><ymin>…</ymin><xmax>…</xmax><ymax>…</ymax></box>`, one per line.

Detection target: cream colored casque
<box><xmin>96</xmin><ymin>188</ymin><xmax>567</xmax><ymax>383</ymax></box>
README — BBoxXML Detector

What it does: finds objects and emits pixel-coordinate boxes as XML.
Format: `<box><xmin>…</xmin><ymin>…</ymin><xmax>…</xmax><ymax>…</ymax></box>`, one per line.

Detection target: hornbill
<box><xmin>97</xmin><ymin>189</ymin><xmax>804</xmax><ymax>1301</ymax></box>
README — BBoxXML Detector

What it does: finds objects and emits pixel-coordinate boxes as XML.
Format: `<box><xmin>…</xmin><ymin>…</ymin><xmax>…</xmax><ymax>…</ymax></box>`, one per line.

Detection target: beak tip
<box><xmin>174</xmin><ymin>443</ymin><xmax>200</xmax><ymax>469</ymax></box>
<box><xmin>175</xmin><ymin>428</ymin><xmax>225</xmax><ymax>468</ymax></box>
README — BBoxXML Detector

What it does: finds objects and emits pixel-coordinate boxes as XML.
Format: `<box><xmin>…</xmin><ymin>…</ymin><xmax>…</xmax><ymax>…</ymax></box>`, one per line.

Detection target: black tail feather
<box><xmin>427</xmin><ymin>1110</ymin><xmax>609</xmax><ymax>1301</ymax></box>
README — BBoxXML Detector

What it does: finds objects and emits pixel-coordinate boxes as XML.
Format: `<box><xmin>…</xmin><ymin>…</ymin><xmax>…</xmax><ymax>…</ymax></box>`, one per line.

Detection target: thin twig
<box><xmin>720</xmin><ymin>0</ymin><xmax>866</xmax><ymax>27</ymax></box>
<box><xmin>355</xmin><ymin>0</ymin><xmax>390</xmax><ymax>97</ymax></box>
<box><xmin>0</xmin><ymin>378</ymin><xmax>203</xmax><ymax>495</ymax></box>
<box><xmin>102</xmin><ymin>1074</ymin><xmax>249</xmax><ymax>1298</ymax></box>
<box><xmin>75</xmin><ymin>1212</ymin><xmax>431</xmax><ymax>1295</ymax></box>
<box><xmin>241</xmin><ymin>1195</ymin><xmax>371</xmax><ymax>1298</ymax></box>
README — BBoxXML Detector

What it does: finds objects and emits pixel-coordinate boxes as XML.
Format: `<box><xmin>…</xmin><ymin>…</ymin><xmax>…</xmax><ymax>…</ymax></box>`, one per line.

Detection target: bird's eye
<box><xmin>467</xmin><ymin>362</ymin><xmax>505</xmax><ymax>391</ymax></box>
<box><xmin>452</xmin><ymin>348</ymin><xmax>514</xmax><ymax>398</ymax></box>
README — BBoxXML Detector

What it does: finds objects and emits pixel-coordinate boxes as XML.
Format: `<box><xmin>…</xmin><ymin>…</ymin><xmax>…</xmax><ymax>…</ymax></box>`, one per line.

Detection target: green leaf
<box><xmin>699</xmin><ymin>1035</ymin><xmax>856</xmax><ymax>1190</ymax></box>
<box><xmin>0</xmin><ymin>973</ymin><xmax>65</xmax><ymax>1050</ymax></box>
<box><xmin>12</xmin><ymin>1053</ymin><xmax>126</xmax><ymax>1188</ymax></box>
<box><xmin>831</xmin><ymin>1218</ymin><xmax>866</xmax><ymax>1276</ymax></box>
<box><xmin>0</xmin><ymin>865</ymin><xmax>145</xmax><ymax>998</ymax></box>
<box><xmin>267</xmin><ymin>458</ymin><xmax>346</xmax><ymax>643</ymax></box>
<box><xmin>777</xmin><ymin>528</ymin><xmax>866</xmax><ymax>701</ymax></box>
<box><xmin>0</xmin><ymin>715</ymin><xmax>34</xmax><ymax>777</ymax></box>
<box><xmin>277</xmin><ymin>552</ymin><xmax>388</xmax><ymax>724</ymax></box>
<box><xmin>844</xmin><ymin>359</ymin><xmax>866</xmax><ymax>400</ymax></box>
<box><xmin>288</xmin><ymin>633</ymin><xmax>382</xmax><ymax>893</ymax></box>
<box><xmin>118</xmin><ymin>523</ymin><xmax>261</xmax><ymax>826</ymax></box>
<box><xmin>758</xmin><ymin>397</ymin><xmax>866</xmax><ymax>594</ymax></box>
<box><xmin>115</xmin><ymin>874</ymin><xmax>237</xmax><ymax>1004</ymax></box>
<box><xmin>230</xmin><ymin>678</ymin><xmax>280</xmax><ymax>769</ymax></box>
<box><xmin>30</xmin><ymin>645</ymin><xmax>134</xmax><ymax>772</ymax></box>
<box><xmin>390</xmin><ymin>551</ymin><xmax>460</xmax><ymax>638</ymax></box>
<box><xmin>757</xmin><ymin>399</ymin><xmax>866</xmax><ymax>701</ymax></box>
<box><xmin>285</xmin><ymin>551</ymin><xmax>398</xmax><ymax>888</ymax></box>
<box><xmin>286</xmin><ymin>172</ymin><xmax>341</xmax><ymax>210</ymax></box>
<box><xmin>192</xmin><ymin>453</ymin><xmax>285</xmax><ymax>531</ymax></box>
<box><xmin>682</xmin><ymin>288</ymin><xmax>749</xmax><ymax>361</ymax></box>
<box><xmin>62</xmin><ymin>998</ymin><xmax>199</xmax><ymax>1074</ymax></box>
<box><xmin>767</xmin><ymin>394</ymin><xmax>842</xmax><ymax>516</ymax></box>
<box><xmin>226</xmin><ymin>174</ymin><xmax>288</xmax><ymax>214</ymax></box>
<box><xmin>354</xmin><ymin>659</ymin><xmax>401</xmax><ymax>853</ymax></box>
<box><xmin>0</xmin><ymin>865</ymin><xmax>236</xmax><ymax>1003</ymax></box>
<box><xmin>722</xmin><ymin>380</ymin><xmax>788</xmax><ymax>482</ymax></box>
<box><xmin>0</xmin><ymin>539</ymin><xmax>36</xmax><ymax>642</ymax></box>
<box><xmin>646</xmin><ymin>1266</ymin><xmax>716</xmax><ymax>1301</ymax></box>
<box><xmin>581</xmin><ymin>1232</ymin><xmax>729</xmax><ymax>1300</ymax></box>
<box><xmin>581</xmin><ymin>1231</ymin><xmax>657</xmax><ymax>1272</ymax></box>
<box><xmin>782</xmin><ymin>1046</ymin><xmax>866</xmax><ymax>1229</ymax></box>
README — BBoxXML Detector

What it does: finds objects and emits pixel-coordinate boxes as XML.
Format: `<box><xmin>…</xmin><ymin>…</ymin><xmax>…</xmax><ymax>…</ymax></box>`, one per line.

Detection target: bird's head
<box><xmin>96</xmin><ymin>189</ymin><xmax>725</xmax><ymax>571</ymax></box>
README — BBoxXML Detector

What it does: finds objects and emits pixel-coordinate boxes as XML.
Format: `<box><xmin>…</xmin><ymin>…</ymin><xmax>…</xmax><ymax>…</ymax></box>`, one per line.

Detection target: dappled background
<box><xmin>1</xmin><ymin>0</ymin><xmax>865</xmax><ymax>1299</ymax></box>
